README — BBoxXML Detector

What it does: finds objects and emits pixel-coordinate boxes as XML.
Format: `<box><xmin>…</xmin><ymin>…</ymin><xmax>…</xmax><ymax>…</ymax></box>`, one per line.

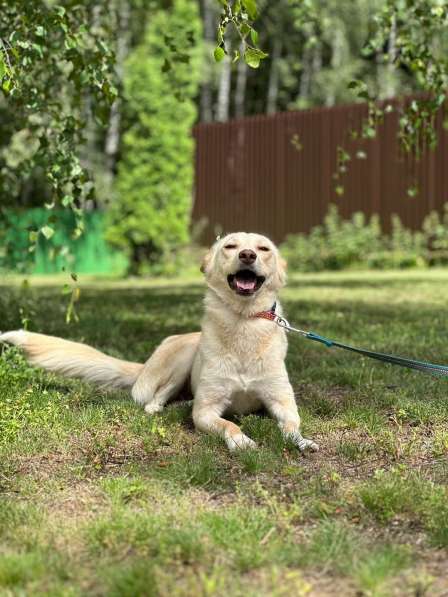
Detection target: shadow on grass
<box><xmin>287</xmin><ymin>272</ymin><xmax>448</xmax><ymax>290</ymax></box>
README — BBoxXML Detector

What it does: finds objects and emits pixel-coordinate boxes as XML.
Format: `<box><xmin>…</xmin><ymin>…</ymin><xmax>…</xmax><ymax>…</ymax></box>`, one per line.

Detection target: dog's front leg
<box><xmin>255</xmin><ymin>378</ymin><xmax>319</xmax><ymax>452</ymax></box>
<box><xmin>192</xmin><ymin>385</ymin><xmax>256</xmax><ymax>451</ymax></box>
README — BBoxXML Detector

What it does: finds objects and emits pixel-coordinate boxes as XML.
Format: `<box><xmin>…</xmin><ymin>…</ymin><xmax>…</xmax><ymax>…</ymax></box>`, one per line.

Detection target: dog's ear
<box><xmin>275</xmin><ymin>256</ymin><xmax>288</xmax><ymax>287</ymax></box>
<box><xmin>200</xmin><ymin>249</ymin><xmax>212</xmax><ymax>274</ymax></box>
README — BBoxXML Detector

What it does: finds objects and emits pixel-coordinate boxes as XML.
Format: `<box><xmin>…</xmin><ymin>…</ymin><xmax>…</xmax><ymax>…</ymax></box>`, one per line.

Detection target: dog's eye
<box><xmin>258</xmin><ymin>246</ymin><xmax>270</xmax><ymax>252</ymax></box>
<box><xmin>224</xmin><ymin>244</ymin><xmax>237</xmax><ymax>249</ymax></box>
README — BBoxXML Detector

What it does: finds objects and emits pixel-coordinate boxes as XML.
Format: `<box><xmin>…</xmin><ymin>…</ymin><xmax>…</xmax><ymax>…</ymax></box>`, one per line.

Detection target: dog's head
<box><xmin>200</xmin><ymin>232</ymin><xmax>287</xmax><ymax>302</ymax></box>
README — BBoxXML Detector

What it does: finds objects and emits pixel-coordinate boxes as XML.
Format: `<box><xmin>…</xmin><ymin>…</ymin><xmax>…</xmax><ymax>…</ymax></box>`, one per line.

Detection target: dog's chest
<box><xmin>202</xmin><ymin>320</ymin><xmax>286</xmax><ymax>379</ymax></box>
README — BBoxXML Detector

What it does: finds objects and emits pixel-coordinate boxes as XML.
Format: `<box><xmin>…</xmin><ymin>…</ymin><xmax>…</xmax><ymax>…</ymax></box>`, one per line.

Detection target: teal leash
<box><xmin>305</xmin><ymin>330</ymin><xmax>448</xmax><ymax>378</ymax></box>
<box><xmin>260</xmin><ymin>310</ymin><xmax>448</xmax><ymax>378</ymax></box>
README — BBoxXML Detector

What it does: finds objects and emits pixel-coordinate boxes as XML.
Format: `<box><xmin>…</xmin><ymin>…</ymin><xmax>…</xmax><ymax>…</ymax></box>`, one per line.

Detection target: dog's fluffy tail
<box><xmin>0</xmin><ymin>330</ymin><xmax>143</xmax><ymax>388</ymax></box>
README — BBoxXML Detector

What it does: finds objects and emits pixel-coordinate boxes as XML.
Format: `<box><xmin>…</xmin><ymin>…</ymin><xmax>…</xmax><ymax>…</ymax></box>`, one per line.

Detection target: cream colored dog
<box><xmin>0</xmin><ymin>232</ymin><xmax>318</xmax><ymax>453</ymax></box>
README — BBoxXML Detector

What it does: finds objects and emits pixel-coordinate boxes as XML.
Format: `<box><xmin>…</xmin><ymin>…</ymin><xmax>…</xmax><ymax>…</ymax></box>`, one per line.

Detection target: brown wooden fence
<box><xmin>192</xmin><ymin>98</ymin><xmax>448</xmax><ymax>244</ymax></box>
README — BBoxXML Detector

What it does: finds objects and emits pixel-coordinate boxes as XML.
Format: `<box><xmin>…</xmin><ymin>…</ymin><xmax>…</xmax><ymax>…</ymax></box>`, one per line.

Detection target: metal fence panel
<box><xmin>192</xmin><ymin>98</ymin><xmax>448</xmax><ymax>244</ymax></box>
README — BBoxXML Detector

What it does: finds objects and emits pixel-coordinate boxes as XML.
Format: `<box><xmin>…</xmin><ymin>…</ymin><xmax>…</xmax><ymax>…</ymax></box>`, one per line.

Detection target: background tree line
<box><xmin>0</xmin><ymin>0</ymin><xmax>447</xmax><ymax>273</ymax></box>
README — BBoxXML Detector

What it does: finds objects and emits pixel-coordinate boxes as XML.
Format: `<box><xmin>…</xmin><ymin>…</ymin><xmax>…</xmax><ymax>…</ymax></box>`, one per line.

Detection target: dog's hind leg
<box><xmin>132</xmin><ymin>332</ymin><xmax>200</xmax><ymax>415</ymax></box>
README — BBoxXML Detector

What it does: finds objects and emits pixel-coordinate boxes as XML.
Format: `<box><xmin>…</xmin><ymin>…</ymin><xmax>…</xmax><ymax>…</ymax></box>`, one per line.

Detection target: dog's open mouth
<box><xmin>227</xmin><ymin>270</ymin><xmax>265</xmax><ymax>295</ymax></box>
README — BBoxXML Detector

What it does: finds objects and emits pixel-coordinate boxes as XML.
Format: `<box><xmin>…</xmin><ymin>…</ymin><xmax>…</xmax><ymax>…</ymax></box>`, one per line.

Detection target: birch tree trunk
<box><xmin>104</xmin><ymin>0</ymin><xmax>130</xmax><ymax>174</ymax></box>
<box><xmin>234</xmin><ymin>42</ymin><xmax>248</xmax><ymax>118</ymax></box>
<box><xmin>266</xmin><ymin>38</ymin><xmax>282</xmax><ymax>114</ymax></box>
<box><xmin>216</xmin><ymin>55</ymin><xmax>231</xmax><ymax>122</ymax></box>
<box><xmin>200</xmin><ymin>0</ymin><xmax>214</xmax><ymax>122</ymax></box>
<box><xmin>384</xmin><ymin>14</ymin><xmax>397</xmax><ymax>98</ymax></box>
<box><xmin>298</xmin><ymin>45</ymin><xmax>312</xmax><ymax>105</ymax></box>
<box><xmin>325</xmin><ymin>28</ymin><xmax>344</xmax><ymax>106</ymax></box>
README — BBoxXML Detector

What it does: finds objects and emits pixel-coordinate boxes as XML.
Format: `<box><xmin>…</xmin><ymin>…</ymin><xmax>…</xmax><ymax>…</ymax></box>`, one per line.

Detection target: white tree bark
<box><xmin>325</xmin><ymin>28</ymin><xmax>344</xmax><ymax>106</ymax></box>
<box><xmin>216</xmin><ymin>55</ymin><xmax>231</xmax><ymax>122</ymax></box>
<box><xmin>298</xmin><ymin>45</ymin><xmax>312</xmax><ymax>103</ymax></box>
<box><xmin>104</xmin><ymin>0</ymin><xmax>130</xmax><ymax>173</ymax></box>
<box><xmin>234</xmin><ymin>42</ymin><xmax>247</xmax><ymax>118</ymax></box>
<box><xmin>384</xmin><ymin>13</ymin><xmax>397</xmax><ymax>98</ymax></box>
<box><xmin>200</xmin><ymin>0</ymin><xmax>214</xmax><ymax>122</ymax></box>
<box><xmin>267</xmin><ymin>38</ymin><xmax>282</xmax><ymax>114</ymax></box>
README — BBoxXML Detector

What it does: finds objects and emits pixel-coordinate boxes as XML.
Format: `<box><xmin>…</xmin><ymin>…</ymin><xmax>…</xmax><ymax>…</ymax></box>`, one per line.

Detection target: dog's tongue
<box><xmin>236</xmin><ymin>278</ymin><xmax>256</xmax><ymax>291</ymax></box>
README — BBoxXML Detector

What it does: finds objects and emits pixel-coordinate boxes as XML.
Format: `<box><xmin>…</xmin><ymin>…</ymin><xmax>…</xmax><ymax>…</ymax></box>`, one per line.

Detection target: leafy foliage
<box><xmin>0</xmin><ymin>0</ymin><xmax>117</xmax><ymax>246</ymax></box>
<box><xmin>281</xmin><ymin>203</ymin><xmax>448</xmax><ymax>272</ymax></box>
<box><xmin>343</xmin><ymin>0</ymin><xmax>448</xmax><ymax>179</ymax></box>
<box><xmin>106</xmin><ymin>0</ymin><xmax>202</xmax><ymax>273</ymax></box>
<box><xmin>1</xmin><ymin>1</ymin><xmax>447</xmax><ymax>275</ymax></box>
<box><xmin>214</xmin><ymin>0</ymin><xmax>267</xmax><ymax>68</ymax></box>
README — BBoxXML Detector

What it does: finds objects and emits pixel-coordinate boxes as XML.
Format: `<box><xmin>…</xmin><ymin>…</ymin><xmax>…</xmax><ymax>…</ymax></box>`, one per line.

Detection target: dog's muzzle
<box><xmin>227</xmin><ymin>269</ymin><xmax>265</xmax><ymax>296</ymax></box>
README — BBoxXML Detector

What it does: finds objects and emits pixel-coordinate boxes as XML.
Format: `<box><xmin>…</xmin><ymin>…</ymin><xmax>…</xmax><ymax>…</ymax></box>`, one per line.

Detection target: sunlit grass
<box><xmin>1</xmin><ymin>270</ymin><xmax>448</xmax><ymax>594</ymax></box>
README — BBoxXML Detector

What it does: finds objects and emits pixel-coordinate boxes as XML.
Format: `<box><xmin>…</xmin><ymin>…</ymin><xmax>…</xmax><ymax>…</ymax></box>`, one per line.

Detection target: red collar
<box><xmin>252</xmin><ymin>302</ymin><xmax>277</xmax><ymax>321</ymax></box>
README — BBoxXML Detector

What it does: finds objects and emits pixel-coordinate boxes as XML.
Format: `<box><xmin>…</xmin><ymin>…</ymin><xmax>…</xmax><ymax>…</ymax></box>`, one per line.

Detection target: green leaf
<box><xmin>240</xmin><ymin>23</ymin><xmax>250</xmax><ymax>37</ymax></box>
<box><xmin>161</xmin><ymin>59</ymin><xmax>172</xmax><ymax>73</ymax></box>
<box><xmin>250</xmin><ymin>28</ymin><xmax>259</xmax><ymax>45</ymax></box>
<box><xmin>214</xmin><ymin>46</ymin><xmax>226</xmax><ymax>62</ymax></box>
<box><xmin>407</xmin><ymin>186</ymin><xmax>418</xmax><ymax>198</ymax></box>
<box><xmin>41</xmin><ymin>225</ymin><xmax>54</xmax><ymax>240</ymax></box>
<box><xmin>242</xmin><ymin>0</ymin><xmax>257</xmax><ymax>19</ymax></box>
<box><xmin>173</xmin><ymin>53</ymin><xmax>190</xmax><ymax>64</ymax></box>
<box><xmin>244</xmin><ymin>47</ymin><xmax>267</xmax><ymax>69</ymax></box>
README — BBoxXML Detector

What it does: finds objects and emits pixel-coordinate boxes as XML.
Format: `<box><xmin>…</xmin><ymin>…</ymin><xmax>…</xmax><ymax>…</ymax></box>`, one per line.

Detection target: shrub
<box><xmin>281</xmin><ymin>203</ymin><xmax>448</xmax><ymax>272</ymax></box>
<box><xmin>422</xmin><ymin>204</ymin><xmax>448</xmax><ymax>265</ymax></box>
<box><xmin>107</xmin><ymin>0</ymin><xmax>202</xmax><ymax>274</ymax></box>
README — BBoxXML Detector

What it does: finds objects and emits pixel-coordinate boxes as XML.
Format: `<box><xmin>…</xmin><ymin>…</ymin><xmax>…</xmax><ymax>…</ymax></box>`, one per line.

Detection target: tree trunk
<box><xmin>298</xmin><ymin>45</ymin><xmax>311</xmax><ymax>104</ymax></box>
<box><xmin>266</xmin><ymin>38</ymin><xmax>282</xmax><ymax>114</ymax></box>
<box><xmin>325</xmin><ymin>28</ymin><xmax>344</xmax><ymax>106</ymax></box>
<box><xmin>104</xmin><ymin>0</ymin><xmax>130</xmax><ymax>174</ymax></box>
<box><xmin>234</xmin><ymin>42</ymin><xmax>247</xmax><ymax>118</ymax></box>
<box><xmin>298</xmin><ymin>43</ymin><xmax>321</xmax><ymax>107</ymax></box>
<box><xmin>200</xmin><ymin>0</ymin><xmax>214</xmax><ymax>122</ymax></box>
<box><xmin>384</xmin><ymin>13</ymin><xmax>397</xmax><ymax>98</ymax></box>
<box><xmin>216</xmin><ymin>55</ymin><xmax>231</xmax><ymax>122</ymax></box>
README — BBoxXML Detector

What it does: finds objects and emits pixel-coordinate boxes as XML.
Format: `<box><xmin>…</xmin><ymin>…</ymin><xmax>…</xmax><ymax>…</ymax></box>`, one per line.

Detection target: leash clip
<box><xmin>273</xmin><ymin>314</ymin><xmax>291</xmax><ymax>330</ymax></box>
<box><xmin>273</xmin><ymin>315</ymin><xmax>310</xmax><ymax>338</ymax></box>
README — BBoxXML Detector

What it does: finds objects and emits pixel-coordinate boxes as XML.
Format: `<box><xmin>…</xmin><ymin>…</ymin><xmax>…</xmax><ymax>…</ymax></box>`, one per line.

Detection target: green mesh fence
<box><xmin>2</xmin><ymin>209</ymin><xmax>128</xmax><ymax>275</ymax></box>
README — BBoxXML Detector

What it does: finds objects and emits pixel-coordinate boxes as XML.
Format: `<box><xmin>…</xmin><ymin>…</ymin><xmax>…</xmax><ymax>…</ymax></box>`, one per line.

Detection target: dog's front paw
<box><xmin>144</xmin><ymin>402</ymin><xmax>164</xmax><ymax>415</ymax></box>
<box><xmin>226</xmin><ymin>433</ymin><xmax>257</xmax><ymax>452</ymax></box>
<box><xmin>286</xmin><ymin>431</ymin><xmax>319</xmax><ymax>452</ymax></box>
<box><xmin>297</xmin><ymin>437</ymin><xmax>319</xmax><ymax>452</ymax></box>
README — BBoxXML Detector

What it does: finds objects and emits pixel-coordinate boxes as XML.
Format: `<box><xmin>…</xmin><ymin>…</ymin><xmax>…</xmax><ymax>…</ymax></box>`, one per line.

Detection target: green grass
<box><xmin>1</xmin><ymin>270</ymin><xmax>448</xmax><ymax>595</ymax></box>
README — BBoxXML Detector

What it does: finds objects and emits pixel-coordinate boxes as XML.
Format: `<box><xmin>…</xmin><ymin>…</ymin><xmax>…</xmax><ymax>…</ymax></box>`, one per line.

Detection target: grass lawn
<box><xmin>1</xmin><ymin>270</ymin><xmax>448</xmax><ymax>596</ymax></box>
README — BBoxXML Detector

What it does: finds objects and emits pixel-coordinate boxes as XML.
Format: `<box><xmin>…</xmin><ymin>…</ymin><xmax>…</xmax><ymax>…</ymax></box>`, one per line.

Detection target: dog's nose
<box><xmin>239</xmin><ymin>249</ymin><xmax>257</xmax><ymax>265</ymax></box>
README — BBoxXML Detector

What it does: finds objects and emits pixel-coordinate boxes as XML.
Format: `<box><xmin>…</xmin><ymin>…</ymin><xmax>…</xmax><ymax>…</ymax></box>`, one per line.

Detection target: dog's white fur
<box><xmin>0</xmin><ymin>232</ymin><xmax>317</xmax><ymax>452</ymax></box>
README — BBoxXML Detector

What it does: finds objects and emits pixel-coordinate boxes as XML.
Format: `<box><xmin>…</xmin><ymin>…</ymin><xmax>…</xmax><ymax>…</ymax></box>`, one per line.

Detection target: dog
<box><xmin>0</xmin><ymin>232</ymin><xmax>318</xmax><ymax>453</ymax></box>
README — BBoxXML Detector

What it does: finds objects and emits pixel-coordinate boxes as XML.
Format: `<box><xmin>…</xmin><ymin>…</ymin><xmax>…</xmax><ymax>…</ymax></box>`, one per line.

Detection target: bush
<box><xmin>107</xmin><ymin>0</ymin><xmax>202</xmax><ymax>275</ymax></box>
<box><xmin>422</xmin><ymin>203</ymin><xmax>448</xmax><ymax>265</ymax></box>
<box><xmin>281</xmin><ymin>204</ymin><xmax>448</xmax><ymax>272</ymax></box>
